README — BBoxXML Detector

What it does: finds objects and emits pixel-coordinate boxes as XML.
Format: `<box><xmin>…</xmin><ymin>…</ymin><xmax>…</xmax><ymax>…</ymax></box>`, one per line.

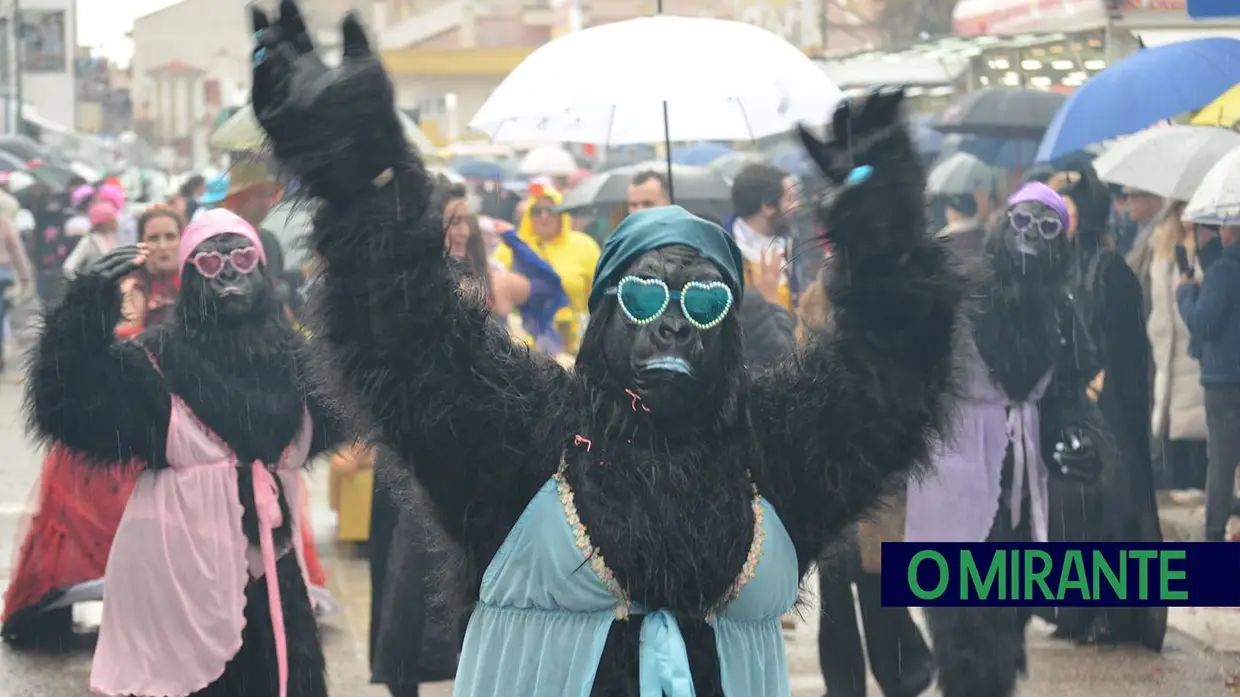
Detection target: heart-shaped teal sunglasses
<box><xmin>604</xmin><ymin>275</ymin><xmax>734</xmax><ymax>330</ymax></box>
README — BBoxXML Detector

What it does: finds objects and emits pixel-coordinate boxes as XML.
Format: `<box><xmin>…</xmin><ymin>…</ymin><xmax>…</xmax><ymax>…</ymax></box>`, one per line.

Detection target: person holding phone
<box><xmin>1177</xmin><ymin>220</ymin><xmax>1240</xmax><ymax>541</ymax></box>
<box><xmin>1137</xmin><ymin>202</ymin><xmax>1209</xmax><ymax>499</ymax></box>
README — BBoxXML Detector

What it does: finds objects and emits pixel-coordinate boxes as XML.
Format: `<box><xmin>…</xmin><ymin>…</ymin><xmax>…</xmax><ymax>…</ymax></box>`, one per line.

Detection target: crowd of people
<box><xmin>0</xmin><ymin>4</ymin><xmax>1237</xmax><ymax>697</ymax></box>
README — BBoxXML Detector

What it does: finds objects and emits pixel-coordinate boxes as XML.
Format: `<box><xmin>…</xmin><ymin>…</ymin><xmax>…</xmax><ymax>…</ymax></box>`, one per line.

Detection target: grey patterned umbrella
<box><xmin>926</xmin><ymin>152</ymin><xmax>995</xmax><ymax>196</ymax></box>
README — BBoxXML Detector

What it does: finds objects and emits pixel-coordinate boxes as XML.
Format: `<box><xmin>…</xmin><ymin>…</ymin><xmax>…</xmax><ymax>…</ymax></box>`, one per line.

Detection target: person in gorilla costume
<box><xmin>251</xmin><ymin>2</ymin><xmax>967</xmax><ymax>695</ymax></box>
<box><xmin>905</xmin><ymin>182</ymin><xmax>1108</xmax><ymax>697</ymax></box>
<box><xmin>26</xmin><ymin>208</ymin><xmax>344</xmax><ymax>697</ymax></box>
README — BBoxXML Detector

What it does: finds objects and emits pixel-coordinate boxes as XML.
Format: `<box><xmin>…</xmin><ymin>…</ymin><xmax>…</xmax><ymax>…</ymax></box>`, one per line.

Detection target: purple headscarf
<box><xmin>1007</xmin><ymin>182</ymin><xmax>1069</xmax><ymax>232</ymax></box>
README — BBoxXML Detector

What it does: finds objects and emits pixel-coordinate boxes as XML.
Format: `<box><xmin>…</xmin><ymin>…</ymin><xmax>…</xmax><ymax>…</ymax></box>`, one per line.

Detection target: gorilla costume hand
<box><xmin>252</xmin><ymin>1</ymin><xmax>405</xmax><ymax>203</ymax></box>
<box><xmin>86</xmin><ymin>244</ymin><xmax>149</xmax><ymax>285</ymax></box>
<box><xmin>799</xmin><ymin>87</ymin><xmax>924</xmax><ymax>258</ymax></box>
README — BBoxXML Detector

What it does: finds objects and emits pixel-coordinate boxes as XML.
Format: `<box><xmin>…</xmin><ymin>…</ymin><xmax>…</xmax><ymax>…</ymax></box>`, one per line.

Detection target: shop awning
<box><xmin>822</xmin><ymin>54</ymin><xmax>968</xmax><ymax>88</ymax></box>
<box><xmin>1132</xmin><ymin>28</ymin><xmax>1240</xmax><ymax>47</ymax></box>
<box><xmin>953</xmin><ymin>0</ymin><xmax>1108</xmax><ymax>36</ymax></box>
<box><xmin>815</xmin><ymin>33</ymin><xmax>1079</xmax><ymax>90</ymax></box>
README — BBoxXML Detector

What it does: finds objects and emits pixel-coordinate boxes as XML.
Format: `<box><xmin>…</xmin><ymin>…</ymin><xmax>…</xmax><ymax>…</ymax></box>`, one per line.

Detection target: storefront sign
<box><xmin>954</xmin><ymin>0</ymin><xmax>1109</xmax><ymax>36</ymax></box>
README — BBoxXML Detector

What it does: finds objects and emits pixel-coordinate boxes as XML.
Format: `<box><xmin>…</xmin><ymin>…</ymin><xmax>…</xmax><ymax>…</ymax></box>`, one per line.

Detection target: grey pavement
<box><xmin>0</xmin><ymin>382</ymin><xmax>1238</xmax><ymax>696</ymax></box>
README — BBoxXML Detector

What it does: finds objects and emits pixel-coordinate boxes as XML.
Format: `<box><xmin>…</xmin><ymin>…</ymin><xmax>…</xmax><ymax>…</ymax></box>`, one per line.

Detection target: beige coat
<box><xmin>1148</xmin><ymin>255</ymin><xmax>1207</xmax><ymax>441</ymax></box>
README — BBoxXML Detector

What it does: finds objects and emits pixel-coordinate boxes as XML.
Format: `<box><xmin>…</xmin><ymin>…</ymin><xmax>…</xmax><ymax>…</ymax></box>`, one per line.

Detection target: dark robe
<box><xmin>1046</xmin><ymin>245</ymin><xmax>1165</xmax><ymax>649</ymax></box>
<box><xmin>369</xmin><ymin>447</ymin><xmax>467</xmax><ymax>694</ymax></box>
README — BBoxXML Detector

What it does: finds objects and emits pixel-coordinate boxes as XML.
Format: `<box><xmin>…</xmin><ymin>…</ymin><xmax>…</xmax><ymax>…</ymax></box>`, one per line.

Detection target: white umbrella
<box><xmin>518</xmin><ymin>145</ymin><xmax>578</xmax><ymax>176</ymax></box>
<box><xmin>1185</xmin><ymin>146</ymin><xmax>1240</xmax><ymax>223</ymax></box>
<box><xmin>1093</xmin><ymin>125</ymin><xmax>1240</xmax><ymax>202</ymax></box>
<box><xmin>468</xmin><ymin>16</ymin><xmax>842</xmax><ymax>146</ymax></box>
<box><xmin>211</xmin><ymin>104</ymin><xmax>437</xmax><ymax>156</ymax></box>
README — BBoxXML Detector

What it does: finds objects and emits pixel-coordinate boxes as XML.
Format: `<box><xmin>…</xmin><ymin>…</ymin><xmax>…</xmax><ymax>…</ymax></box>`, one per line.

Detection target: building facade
<box><xmin>2</xmin><ymin>0</ymin><xmax>77</xmax><ymax>133</ymax></box>
<box><xmin>129</xmin><ymin>0</ymin><xmax>374</xmax><ymax>168</ymax></box>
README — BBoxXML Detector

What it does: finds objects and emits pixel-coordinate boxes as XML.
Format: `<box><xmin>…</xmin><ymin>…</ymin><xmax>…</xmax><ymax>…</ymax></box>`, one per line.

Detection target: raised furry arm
<box><xmin>303</xmin><ymin>167</ymin><xmax>572</xmax><ymax>548</ymax></box>
<box><xmin>747</xmin><ymin>89</ymin><xmax>967</xmax><ymax>569</ymax></box>
<box><xmin>26</xmin><ymin>274</ymin><xmax>169</xmax><ymax>466</ymax></box>
<box><xmin>751</xmin><ymin>237</ymin><xmax>963</xmax><ymax>569</ymax></box>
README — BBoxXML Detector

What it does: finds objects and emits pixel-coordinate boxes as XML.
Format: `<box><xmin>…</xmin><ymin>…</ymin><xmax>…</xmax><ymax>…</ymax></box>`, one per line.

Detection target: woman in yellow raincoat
<box><xmin>493</xmin><ymin>182</ymin><xmax>600</xmax><ymax>355</ymax></box>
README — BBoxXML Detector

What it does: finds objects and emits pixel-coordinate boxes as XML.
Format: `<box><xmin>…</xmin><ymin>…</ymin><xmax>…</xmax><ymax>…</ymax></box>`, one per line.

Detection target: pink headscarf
<box><xmin>71</xmin><ymin>184</ymin><xmax>96</xmax><ymax>208</ymax></box>
<box><xmin>96</xmin><ymin>183</ymin><xmax>126</xmax><ymax>211</ymax></box>
<box><xmin>178</xmin><ymin>208</ymin><xmax>268</xmax><ymax>277</ymax></box>
<box><xmin>88</xmin><ymin>200</ymin><xmax>118</xmax><ymax>227</ymax></box>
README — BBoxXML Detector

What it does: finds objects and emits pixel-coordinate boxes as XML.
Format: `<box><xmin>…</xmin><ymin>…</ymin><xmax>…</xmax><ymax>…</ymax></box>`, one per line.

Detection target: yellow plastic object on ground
<box><xmin>1192</xmin><ymin>84</ymin><xmax>1240</xmax><ymax>128</ymax></box>
<box><xmin>329</xmin><ymin>443</ymin><xmax>376</xmax><ymax>542</ymax></box>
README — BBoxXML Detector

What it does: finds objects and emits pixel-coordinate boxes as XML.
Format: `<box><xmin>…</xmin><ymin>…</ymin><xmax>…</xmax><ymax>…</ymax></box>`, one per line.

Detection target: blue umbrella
<box><xmin>669</xmin><ymin>143</ymin><xmax>734</xmax><ymax>166</ymax></box>
<box><xmin>452</xmin><ymin>158</ymin><xmax>509</xmax><ymax>181</ymax></box>
<box><xmin>1036</xmin><ymin>37</ymin><xmax>1240</xmax><ymax>162</ymax></box>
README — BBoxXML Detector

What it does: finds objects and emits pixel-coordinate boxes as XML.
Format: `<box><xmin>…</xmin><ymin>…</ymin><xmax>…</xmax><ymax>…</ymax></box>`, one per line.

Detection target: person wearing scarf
<box><xmin>63</xmin><ymin>201</ymin><xmax>121</xmax><ymax>280</ymax></box>
<box><xmin>493</xmin><ymin>182</ymin><xmax>600</xmax><ymax>355</ymax></box>
<box><xmin>479</xmin><ymin>215</ymin><xmax>570</xmax><ymax>355</ymax></box>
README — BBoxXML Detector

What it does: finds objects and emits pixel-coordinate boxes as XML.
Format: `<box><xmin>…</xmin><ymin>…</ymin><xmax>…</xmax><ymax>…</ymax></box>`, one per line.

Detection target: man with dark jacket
<box><xmin>1177</xmin><ymin>222</ymin><xmax>1240</xmax><ymax>541</ymax></box>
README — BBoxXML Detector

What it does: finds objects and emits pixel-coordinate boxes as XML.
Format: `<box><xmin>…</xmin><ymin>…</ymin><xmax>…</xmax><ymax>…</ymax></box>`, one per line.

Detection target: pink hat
<box><xmin>178</xmin><ymin>208</ymin><xmax>268</xmax><ymax>277</ymax></box>
<box><xmin>96</xmin><ymin>183</ymin><xmax>125</xmax><ymax>211</ymax></box>
<box><xmin>71</xmin><ymin>184</ymin><xmax>95</xmax><ymax>208</ymax></box>
<box><xmin>88</xmin><ymin>200</ymin><xmax>118</xmax><ymax>227</ymax></box>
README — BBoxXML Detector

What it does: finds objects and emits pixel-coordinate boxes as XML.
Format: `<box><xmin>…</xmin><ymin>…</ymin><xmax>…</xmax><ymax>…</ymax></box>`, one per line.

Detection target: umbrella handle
<box><xmin>662</xmin><ymin>101</ymin><xmax>675</xmax><ymax>204</ymax></box>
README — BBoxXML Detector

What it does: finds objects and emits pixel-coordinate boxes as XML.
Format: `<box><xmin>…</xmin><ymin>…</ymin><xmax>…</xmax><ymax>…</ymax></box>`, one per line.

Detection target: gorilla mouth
<box><xmin>218</xmin><ymin>286</ymin><xmax>247</xmax><ymax>297</ymax></box>
<box><xmin>1015</xmin><ymin>242</ymin><xmax>1038</xmax><ymax>257</ymax></box>
<box><xmin>638</xmin><ymin>357</ymin><xmax>693</xmax><ymax>376</ymax></box>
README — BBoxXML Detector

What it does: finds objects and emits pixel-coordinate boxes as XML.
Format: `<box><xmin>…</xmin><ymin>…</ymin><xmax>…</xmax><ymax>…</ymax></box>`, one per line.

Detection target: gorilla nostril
<box><xmin>657</xmin><ymin>318</ymin><xmax>692</xmax><ymax>343</ymax></box>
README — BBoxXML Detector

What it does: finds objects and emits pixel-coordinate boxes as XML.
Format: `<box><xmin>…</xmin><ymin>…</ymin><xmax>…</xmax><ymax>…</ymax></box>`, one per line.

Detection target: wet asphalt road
<box><xmin>0</xmin><ymin>380</ymin><xmax>1237</xmax><ymax>697</ymax></box>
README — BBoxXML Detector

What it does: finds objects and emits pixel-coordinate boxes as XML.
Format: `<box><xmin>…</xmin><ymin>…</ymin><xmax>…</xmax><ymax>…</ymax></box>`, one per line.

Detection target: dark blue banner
<box><xmin>1188</xmin><ymin>0</ymin><xmax>1240</xmax><ymax>19</ymax></box>
<box><xmin>880</xmin><ymin>543</ymin><xmax>1240</xmax><ymax>607</ymax></box>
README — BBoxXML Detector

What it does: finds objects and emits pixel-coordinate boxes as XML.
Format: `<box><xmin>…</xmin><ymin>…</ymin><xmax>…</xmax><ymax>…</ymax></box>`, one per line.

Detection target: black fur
<box><xmin>195</xmin><ymin>553</ymin><xmax>328</xmax><ymax>697</ymax></box>
<box><xmin>24</xmin><ymin>236</ymin><xmax>343</xmax><ymax>695</ymax></box>
<box><xmin>255</xmin><ymin>9</ymin><xmax>967</xmax><ymax>687</ymax></box>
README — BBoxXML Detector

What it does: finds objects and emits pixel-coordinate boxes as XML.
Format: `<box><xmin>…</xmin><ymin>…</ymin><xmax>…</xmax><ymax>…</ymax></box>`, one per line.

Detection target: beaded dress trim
<box><xmin>553</xmin><ymin>457</ymin><xmax>766</xmax><ymax>621</ymax></box>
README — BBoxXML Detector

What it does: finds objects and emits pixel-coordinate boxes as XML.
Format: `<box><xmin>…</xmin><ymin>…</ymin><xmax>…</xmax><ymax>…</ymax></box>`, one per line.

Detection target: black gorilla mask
<box><xmin>991</xmin><ymin>201</ymin><xmax>1072</xmax><ymax>279</ymax></box>
<box><xmin>179</xmin><ymin>233</ymin><xmax>275</xmax><ymax>325</ymax></box>
<box><xmin>576</xmin><ymin>245</ymin><xmax>741</xmax><ymax>425</ymax></box>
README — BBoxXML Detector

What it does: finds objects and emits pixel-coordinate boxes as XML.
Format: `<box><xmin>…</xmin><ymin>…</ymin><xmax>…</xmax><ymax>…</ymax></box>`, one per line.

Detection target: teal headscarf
<box><xmin>587</xmin><ymin>206</ymin><xmax>744</xmax><ymax>313</ymax></box>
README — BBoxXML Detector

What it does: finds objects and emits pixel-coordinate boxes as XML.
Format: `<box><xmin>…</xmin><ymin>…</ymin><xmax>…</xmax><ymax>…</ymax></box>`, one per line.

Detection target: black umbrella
<box><xmin>932</xmin><ymin>88</ymin><xmax>1067</xmax><ymax>140</ymax></box>
<box><xmin>559</xmin><ymin>161</ymin><xmax>732</xmax><ymax>216</ymax></box>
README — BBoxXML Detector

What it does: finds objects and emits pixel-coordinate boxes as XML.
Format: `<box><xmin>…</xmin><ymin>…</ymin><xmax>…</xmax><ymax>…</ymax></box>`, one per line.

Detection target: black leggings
<box><xmin>1205</xmin><ymin>385</ymin><xmax>1240</xmax><ymax>541</ymax></box>
<box><xmin>817</xmin><ymin>538</ymin><xmax>934</xmax><ymax>697</ymax></box>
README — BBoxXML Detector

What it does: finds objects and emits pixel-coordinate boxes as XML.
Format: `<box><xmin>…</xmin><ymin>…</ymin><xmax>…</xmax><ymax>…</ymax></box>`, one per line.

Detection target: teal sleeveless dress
<box><xmin>452</xmin><ymin>462</ymin><xmax>800</xmax><ymax>697</ymax></box>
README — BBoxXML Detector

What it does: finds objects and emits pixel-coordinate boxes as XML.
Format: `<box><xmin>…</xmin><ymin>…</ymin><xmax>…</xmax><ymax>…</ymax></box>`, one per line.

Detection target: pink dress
<box><xmin>91</xmin><ymin>359</ymin><xmax>313</xmax><ymax>697</ymax></box>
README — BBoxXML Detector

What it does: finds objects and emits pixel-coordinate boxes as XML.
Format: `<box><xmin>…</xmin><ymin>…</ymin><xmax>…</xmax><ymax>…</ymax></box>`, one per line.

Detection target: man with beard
<box><xmin>26</xmin><ymin>208</ymin><xmax>345</xmax><ymax>697</ymax></box>
<box><xmin>906</xmin><ymin>182</ymin><xmax>1106</xmax><ymax>697</ymax></box>
<box><xmin>728</xmin><ymin>163</ymin><xmax>800</xmax><ymax>310</ymax></box>
<box><xmin>250</xmin><ymin>2</ymin><xmax>967</xmax><ymax>694</ymax></box>
<box><xmin>726</xmin><ymin>163</ymin><xmax>800</xmax><ymax>370</ymax></box>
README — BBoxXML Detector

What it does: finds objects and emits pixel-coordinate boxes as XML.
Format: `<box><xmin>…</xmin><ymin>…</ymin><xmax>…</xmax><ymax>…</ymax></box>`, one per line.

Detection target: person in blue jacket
<box><xmin>1177</xmin><ymin>221</ymin><xmax>1240</xmax><ymax>541</ymax></box>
